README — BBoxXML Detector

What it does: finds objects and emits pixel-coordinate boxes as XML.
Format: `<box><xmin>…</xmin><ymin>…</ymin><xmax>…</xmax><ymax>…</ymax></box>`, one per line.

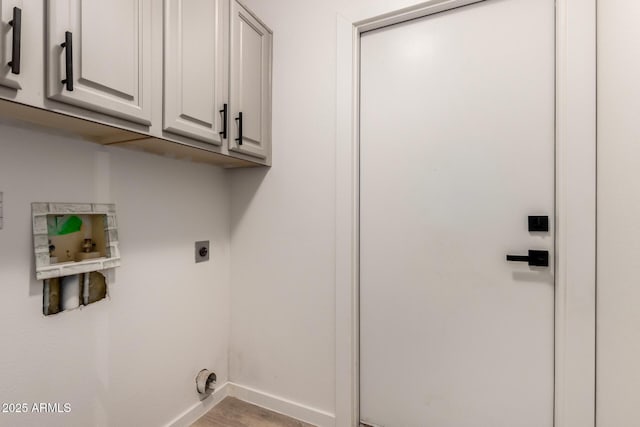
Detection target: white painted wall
<box><xmin>228</xmin><ymin>0</ymin><xmax>435</xmax><ymax>418</ymax></box>
<box><xmin>597</xmin><ymin>1</ymin><xmax>640</xmax><ymax>425</ymax></box>
<box><xmin>0</xmin><ymin>121</ymin><xmax>231</xmax><ymax>427</ymax></box>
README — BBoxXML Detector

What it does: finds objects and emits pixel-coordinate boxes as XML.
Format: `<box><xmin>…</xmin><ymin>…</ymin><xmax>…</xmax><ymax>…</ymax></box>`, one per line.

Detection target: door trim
<box><xmin>335</xmin><ymin>1</ymin><xmax>596</xmax><ymax>426</ymax></box>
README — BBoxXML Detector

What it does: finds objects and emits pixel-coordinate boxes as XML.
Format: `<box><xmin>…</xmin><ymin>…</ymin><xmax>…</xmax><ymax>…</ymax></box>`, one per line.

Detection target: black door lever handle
<box><xmin>506</xmin><ymin>250</ymin><xmax>549</xmax><ymax>267</ymax></box>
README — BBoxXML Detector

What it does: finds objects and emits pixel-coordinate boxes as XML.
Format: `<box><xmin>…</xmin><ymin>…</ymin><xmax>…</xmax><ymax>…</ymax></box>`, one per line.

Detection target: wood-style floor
<box><xmin>191</xmin><ymin>397</ymin><xmax>316</xmax><ymax>427</ymax></box>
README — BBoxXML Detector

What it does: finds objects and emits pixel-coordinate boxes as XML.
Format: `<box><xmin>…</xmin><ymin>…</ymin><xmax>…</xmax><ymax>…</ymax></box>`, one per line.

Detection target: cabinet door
<box><xmin>229</xmin><ymin>1</ymin><xmax>272</xmax><ymax>160</ymax></box>
<box><xmin>0</xmin><ymin>0</ymin><xmax>23</xmax><ymax>90</ymax></box>
<box><xmin>46</xmin><ymin>0</ymin><xmax>152</xmax><ymax>125</ymax></box>
<box><xmin>164</xmin><ymin>0</ymin><xmax>228</xmax><ymax>145</ymax></box>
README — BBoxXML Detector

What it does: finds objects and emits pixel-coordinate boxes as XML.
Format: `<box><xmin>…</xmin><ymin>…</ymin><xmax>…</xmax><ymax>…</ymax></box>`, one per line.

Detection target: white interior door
<box><xmin>359</xmin><ymin>0</ymin><xmax>555</xmax><ymax>426</ymax></box>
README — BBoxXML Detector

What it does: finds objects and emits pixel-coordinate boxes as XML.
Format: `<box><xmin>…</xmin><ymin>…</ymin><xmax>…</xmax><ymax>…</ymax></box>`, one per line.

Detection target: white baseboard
<box><xmin>165</xmin><ymin>382</ymin><xmax>230</xmax><ymax>427</ymax></box>
<box><xmin>165</xmin><ymin>382</ymin><xmax>336</xmax><ymax>427</ymax></box>
<box><xmin>227</xmin><ymin>383</ymin><xmax>336</xmax><ymax>427</ymax></box>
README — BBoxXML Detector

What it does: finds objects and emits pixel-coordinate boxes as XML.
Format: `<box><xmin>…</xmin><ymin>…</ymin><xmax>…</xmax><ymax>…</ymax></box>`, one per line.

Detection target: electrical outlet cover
<box><xmin>195</xmin><ymin>241</ymin><xmax>210</xmax><ymax>263</ymax></box>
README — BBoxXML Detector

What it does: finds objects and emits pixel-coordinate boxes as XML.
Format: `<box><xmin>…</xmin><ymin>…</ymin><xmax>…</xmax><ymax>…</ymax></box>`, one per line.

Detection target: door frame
<box><xmin>335</xmin><ymin>1</ymin><xmax>596</xmax><ymax>426</ymax></box>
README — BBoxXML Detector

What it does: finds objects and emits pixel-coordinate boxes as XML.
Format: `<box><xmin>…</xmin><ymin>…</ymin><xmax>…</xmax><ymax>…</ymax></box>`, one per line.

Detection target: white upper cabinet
<box><xmin>229</xmin><ymin>0</ymin><xmax>272</xmax><ymax>160</ymax></box>
<box><xmin>46</xmin><ymin>0</ymin><xmax>152</xmax><ymax>125</ymax></box>
<box><xmin>0</xmin><ymin>0</ymin><xmax>23</xmax><ymax>90</ymax></box>
<box><xmin>164</xmin><ymin>0</ymin><xmax>228</xmax><ymax>145</ymax></box>
<box><xmin>0</xmin><ymin>1</ymin><xmax>272</xmax><ymax>167</ymax></box>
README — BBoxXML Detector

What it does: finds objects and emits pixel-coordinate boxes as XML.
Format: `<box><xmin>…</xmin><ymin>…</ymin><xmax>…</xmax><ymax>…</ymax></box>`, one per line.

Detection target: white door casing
<box><xmin>360</xmin><ymin>0</ymin><xmax>554</xmax><ymax>425</ymax></box>
<box><xmin>163</xmin><ymin>0</ymin><xmax>229</xmax><ymax>145</ymax></box>
<box><xmin>46</xmin><ymin>0</ymin><xmax>152</xmax><ymax>125</ymax></box>
<box><xmin>229</xmin><ymin>0</ymin><xmax>272</xmax><ymax>160</ymax></box>
<box><xmin>334</xmin><ymin>0</ymin><xmax>596</xmax><ymax>426</ymax></box>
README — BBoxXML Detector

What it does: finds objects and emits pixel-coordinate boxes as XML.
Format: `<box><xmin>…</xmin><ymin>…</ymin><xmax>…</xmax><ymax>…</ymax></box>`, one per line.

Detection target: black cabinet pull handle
<box><xmin>7</xmin><ymin>7</ymin><xmax>21</xmax><ymax>74</ymax></box>
<box><xmin>60</xmin><ymin>31</ymin><xmax>73</xmax><ymax>91</ymax></box>
<box><xmin>235</xmin><ymin>112</ymin><xmax>243</xmax><ymax>146</ymax></box>
<box><xmin>219</xmin><ymin>104</ymin><xmax>228</xmax><ymax>139</ymax></box>
<box><xmin>506</xmin><ymin>250</ymin><xmax>549</xmax><ymax>267</ymax></box>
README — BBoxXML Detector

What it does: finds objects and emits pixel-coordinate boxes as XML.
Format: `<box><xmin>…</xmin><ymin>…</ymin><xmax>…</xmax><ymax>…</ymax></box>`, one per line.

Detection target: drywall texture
<box><xmin>228</xmin><ymin>0</ymin><xmax>426</xmax><ymax>417</ymax></box>
<box><xmin>0</xmin><ymin>121</ymin><xmax>231</xmax><ymax>427</ymax></box>
<box><xmin>597</xmin><ymin>0</ymin><xmax>640</xmax><ymax>424</ymax></box>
